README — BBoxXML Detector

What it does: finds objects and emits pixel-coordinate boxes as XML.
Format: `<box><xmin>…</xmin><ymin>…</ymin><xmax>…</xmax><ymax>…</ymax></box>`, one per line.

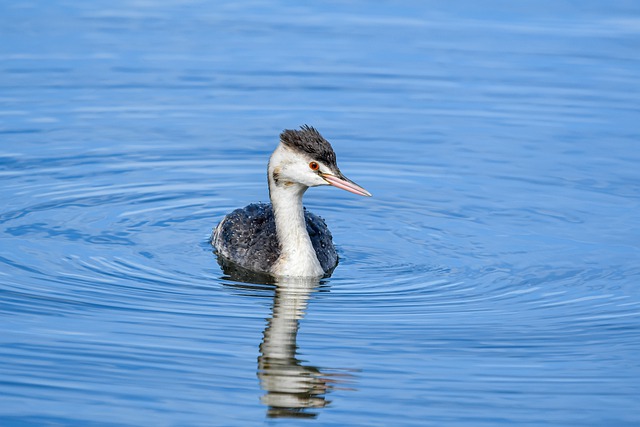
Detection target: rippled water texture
<box><xmin>2</xmin><ymin>1</ymin><xmax>640</xmax><ymax>426</ymax></box>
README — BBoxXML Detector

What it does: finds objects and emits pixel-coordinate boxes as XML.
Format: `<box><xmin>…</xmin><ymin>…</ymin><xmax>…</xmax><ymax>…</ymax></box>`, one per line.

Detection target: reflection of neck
<box><xmin>267</xmin><ymin>150</ymin><xmax>323</xmax><ymax>277</ymax></box>
<box><xmin>258</xmin><ymin>279</ymin><xmax>327</xmax><ymax>416</ymax></box>
<box><xmin>260</xmin><ymin>282</ymin><xmax>311</xmax><ymax>360</ymax></box>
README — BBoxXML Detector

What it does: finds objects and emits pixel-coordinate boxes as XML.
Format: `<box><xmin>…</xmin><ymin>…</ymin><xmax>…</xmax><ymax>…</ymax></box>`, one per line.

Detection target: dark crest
<box><xmin>280</xmin><ymin>125</ymin><xmax>337</xmax><ymax>167</ymax></box>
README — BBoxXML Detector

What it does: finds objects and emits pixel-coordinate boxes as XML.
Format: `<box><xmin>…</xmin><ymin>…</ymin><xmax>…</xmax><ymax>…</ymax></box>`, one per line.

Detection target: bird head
<box><xmin>268</xmin><ymin>125</ymin><xmax>371</xmax><ymax>197</ymax></box>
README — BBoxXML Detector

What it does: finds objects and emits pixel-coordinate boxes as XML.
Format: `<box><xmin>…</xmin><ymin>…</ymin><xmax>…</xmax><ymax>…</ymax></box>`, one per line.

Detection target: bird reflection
<box><xmin>258</xmin><ymin>278</ymin><xmax>331</xmax><ymax>418</ymax></box>
<box><xmin>218</xmin><ymin>260</ymin><xmax>355</xmax><ymax>418</ymax></box>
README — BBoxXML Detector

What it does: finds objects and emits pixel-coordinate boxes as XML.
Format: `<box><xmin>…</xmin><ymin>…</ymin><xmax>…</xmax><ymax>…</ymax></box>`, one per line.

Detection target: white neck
<box><xmin>268</xmin><ymin>146</ymin><xmax>324</xmax><ymax>277</ymax></box>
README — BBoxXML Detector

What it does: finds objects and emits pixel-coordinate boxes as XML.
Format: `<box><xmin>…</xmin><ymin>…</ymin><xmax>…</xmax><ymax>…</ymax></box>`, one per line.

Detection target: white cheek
<box><xmin>310</xmin><ymin>172</ymin><xmax>329</xmax><ymax>186</ymax></box>
<box><xmin>278</xmin><ymin>153</ymin><xmax>329</xmax><ymax>187</ymax></box>
<box><xmin>295</xmin><ymin>169</ymin><xmax>324</xmax><ymax>187</ymax></box>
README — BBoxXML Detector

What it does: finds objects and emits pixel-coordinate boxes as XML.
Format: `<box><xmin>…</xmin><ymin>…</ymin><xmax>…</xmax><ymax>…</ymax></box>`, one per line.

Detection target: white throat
<box><xmin>267</xmin><ymin>145</ymin><xmax>324</xmax><ymax>278</ymax></box>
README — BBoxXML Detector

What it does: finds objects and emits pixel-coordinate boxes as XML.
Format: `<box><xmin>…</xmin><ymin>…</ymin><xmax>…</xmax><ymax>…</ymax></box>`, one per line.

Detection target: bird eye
<box><xmin>309</xmin><ymin>162</ymin><xmax>319</xmax><ymax>171</ymax></box>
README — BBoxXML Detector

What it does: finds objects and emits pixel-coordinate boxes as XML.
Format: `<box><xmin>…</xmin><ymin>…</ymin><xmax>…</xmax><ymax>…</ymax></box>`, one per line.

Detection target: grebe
<box><xmin>211</xmin><ymin>125</ymin><xmax>371</xmax><ymax>278</ymax></box>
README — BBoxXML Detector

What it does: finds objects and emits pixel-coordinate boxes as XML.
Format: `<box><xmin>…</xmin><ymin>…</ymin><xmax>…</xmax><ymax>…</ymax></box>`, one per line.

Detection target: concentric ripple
<box><xmin>2</xmin><ymin>0</ymin><xmax>640</xmax><ymax>424</ymax></box>
<box><xmin>2</xmin><ymin>126</ymin><xmax>639</xmax><ymax>426</ymax></box>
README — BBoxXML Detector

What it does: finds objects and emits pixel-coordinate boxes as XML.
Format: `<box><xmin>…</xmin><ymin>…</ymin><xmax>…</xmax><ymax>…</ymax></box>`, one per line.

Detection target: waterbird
<box><xmin>212</xmin><ymin>125</ymin><xmax>371</xmax><ymax>278</ymax></box>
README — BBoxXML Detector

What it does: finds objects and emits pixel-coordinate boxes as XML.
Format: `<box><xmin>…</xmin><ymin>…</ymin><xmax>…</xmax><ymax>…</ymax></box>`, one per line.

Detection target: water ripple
<box><xmin>2</xmin><ymin>3</ymin><xmax>640</xmax><ymax>421</ymax></box>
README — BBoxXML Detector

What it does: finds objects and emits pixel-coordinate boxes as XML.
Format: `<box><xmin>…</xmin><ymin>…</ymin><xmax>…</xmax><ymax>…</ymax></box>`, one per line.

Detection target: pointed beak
<box><xmin>321</xmin><ymin>172</ymin><xmax>372</xmax><ymax>197</ymax></box>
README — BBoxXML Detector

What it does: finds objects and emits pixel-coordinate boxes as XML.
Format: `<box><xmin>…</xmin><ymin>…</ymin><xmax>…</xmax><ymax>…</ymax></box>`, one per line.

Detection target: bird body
<box><xmin>213</xmin><ymin>203</ymin><xmax>336</xmax><ymax>276</ymax></box>
<box><xmin>212</xmin><ymin>126</ymin><xmax>370</xmax><ymax>278</ymax></box>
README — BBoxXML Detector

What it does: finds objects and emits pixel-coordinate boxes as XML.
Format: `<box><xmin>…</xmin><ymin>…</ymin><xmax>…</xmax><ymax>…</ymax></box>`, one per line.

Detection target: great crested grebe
<box><xmin>211</xmin><ymin>125</ymin><xmax>371</xmax><ymax>278</ymax></box>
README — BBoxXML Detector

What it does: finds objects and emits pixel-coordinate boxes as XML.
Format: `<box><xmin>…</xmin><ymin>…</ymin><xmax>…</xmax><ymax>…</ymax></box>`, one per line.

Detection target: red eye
<box><xmin>309</xmin><ymin>162</ymin><xmax>319</xmax><ymax>171</ymax></box>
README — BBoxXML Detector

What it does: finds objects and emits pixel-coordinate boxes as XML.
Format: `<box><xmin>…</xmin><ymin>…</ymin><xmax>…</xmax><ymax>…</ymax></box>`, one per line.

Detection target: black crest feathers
<box><xmin>280</xmin><ymin>125</ymin><xmax>337</xmax><ymax>167</ymax></box>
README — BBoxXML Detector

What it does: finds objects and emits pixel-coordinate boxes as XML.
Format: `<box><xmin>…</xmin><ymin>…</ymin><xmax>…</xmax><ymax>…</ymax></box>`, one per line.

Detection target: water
<box><xmin>1</xmin><ymin>1</ymin><xmax>640</xmax><ymax>426</ymax></box>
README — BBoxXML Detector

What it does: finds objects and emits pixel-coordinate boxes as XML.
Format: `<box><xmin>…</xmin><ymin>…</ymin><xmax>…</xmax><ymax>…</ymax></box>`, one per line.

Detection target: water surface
<box><xmin>1</xmin><ymin>1</ymin><xmax>639</xmax><ymax>426</ymax></box>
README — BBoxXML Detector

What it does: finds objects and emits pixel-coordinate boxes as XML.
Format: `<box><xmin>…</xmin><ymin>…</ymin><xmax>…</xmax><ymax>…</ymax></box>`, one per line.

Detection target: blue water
<box><xmin>2</xmin><ymin>1</ymin><xmax>640</xmax><ymax>426</ymax></box>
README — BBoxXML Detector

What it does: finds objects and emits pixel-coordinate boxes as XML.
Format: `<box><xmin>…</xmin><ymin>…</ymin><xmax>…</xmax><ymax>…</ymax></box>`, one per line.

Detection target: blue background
<box><xmin>1</xmin><ymin>1</ymin><xmax>639</xmax><ymax>426</ymax></box>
